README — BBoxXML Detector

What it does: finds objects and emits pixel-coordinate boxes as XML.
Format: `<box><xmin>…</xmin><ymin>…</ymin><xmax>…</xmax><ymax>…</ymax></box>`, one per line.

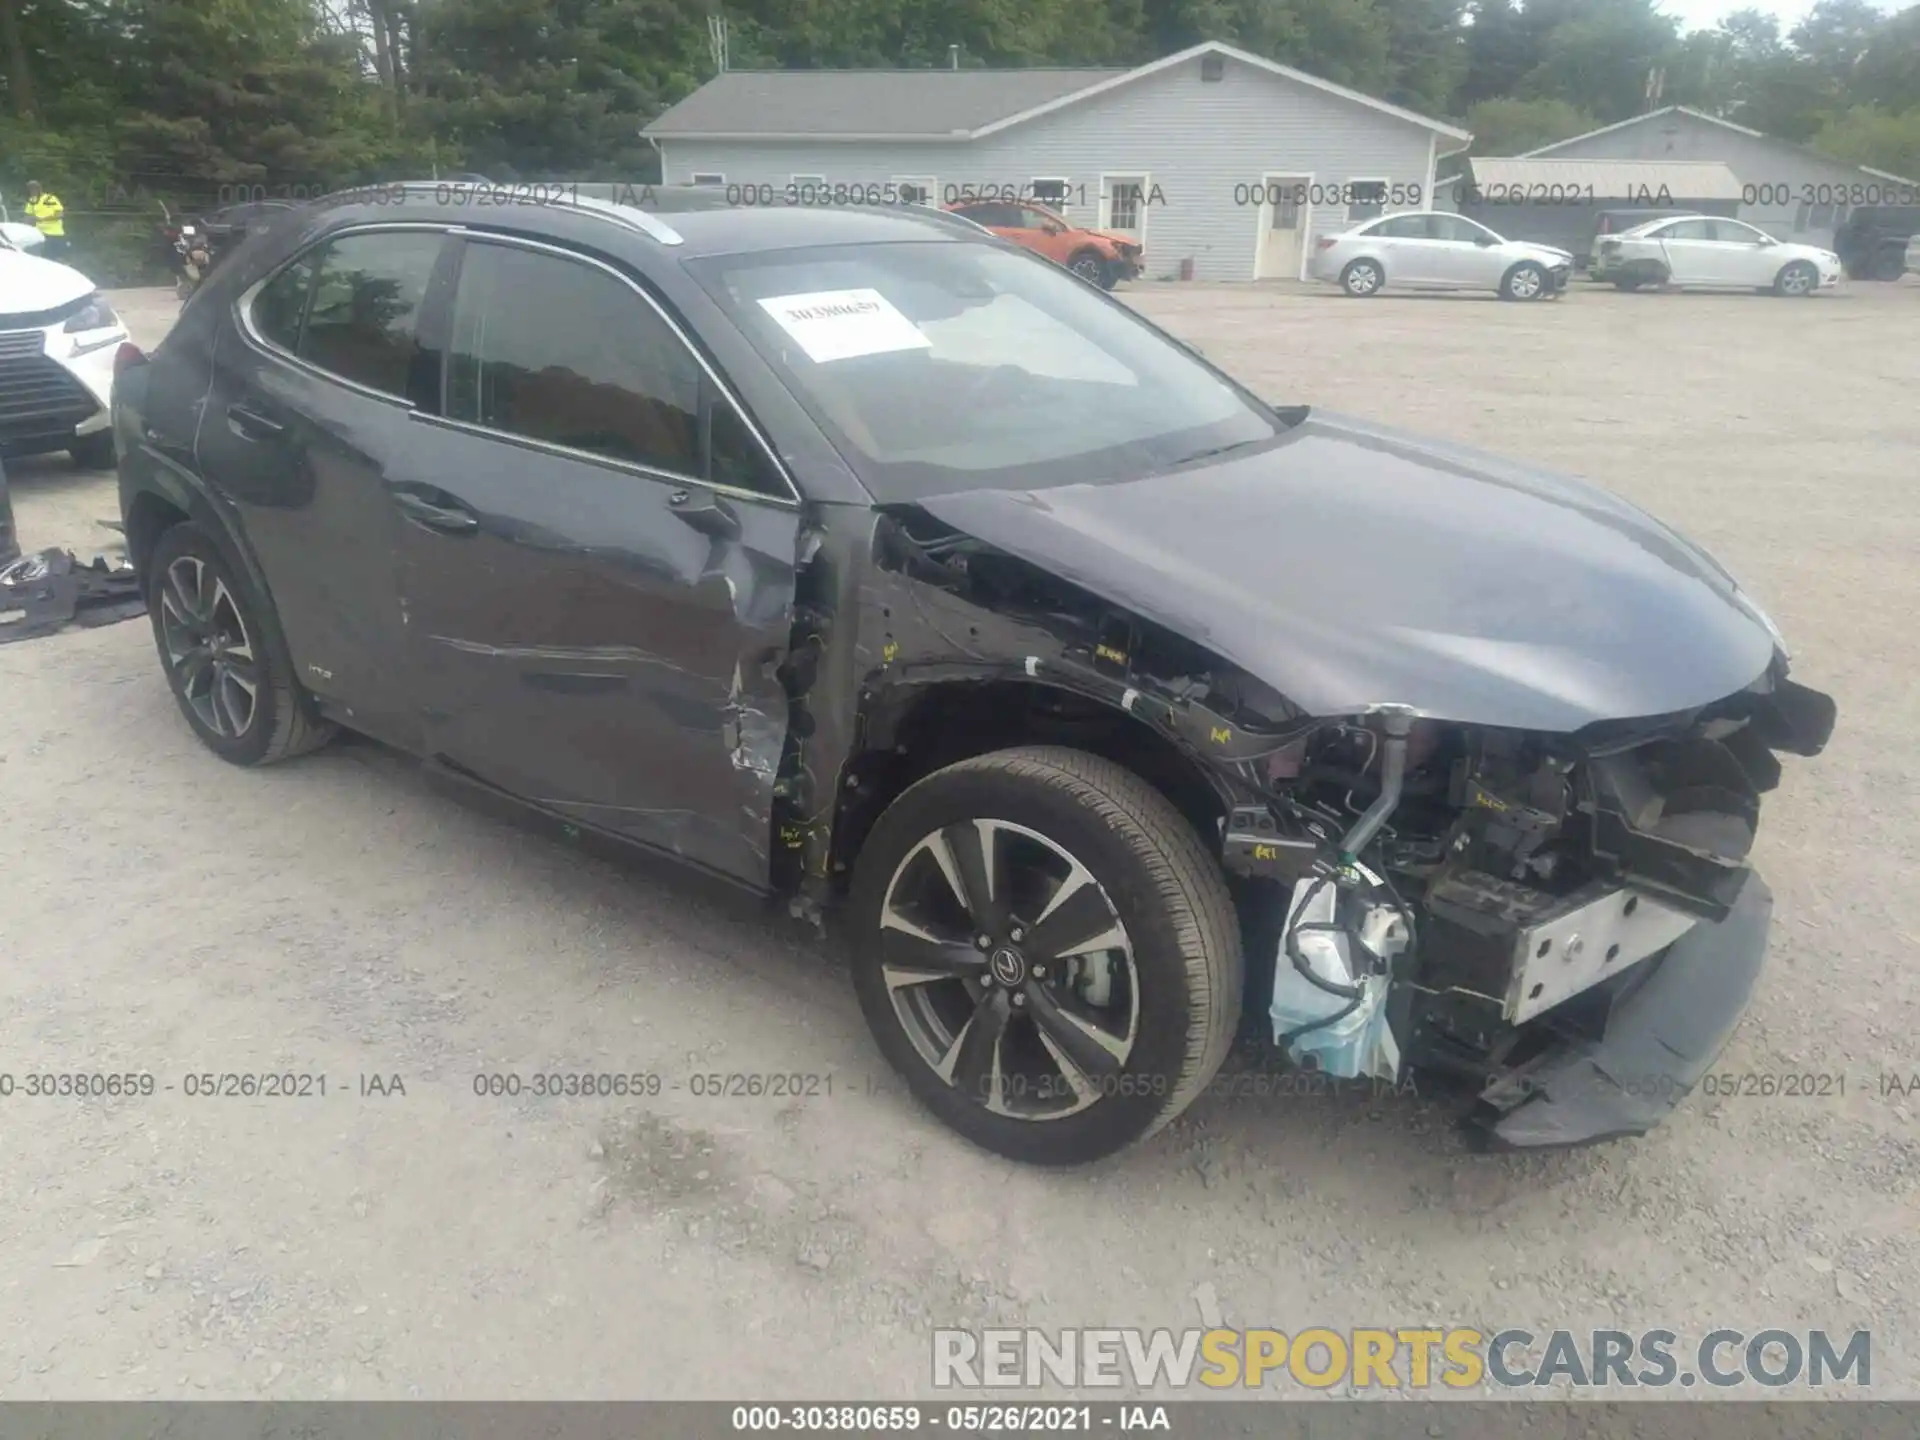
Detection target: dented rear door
<box><xmin>392</xmin><ymin>234</ymin><xmax>801</xmax><ymax>887</ymax></box>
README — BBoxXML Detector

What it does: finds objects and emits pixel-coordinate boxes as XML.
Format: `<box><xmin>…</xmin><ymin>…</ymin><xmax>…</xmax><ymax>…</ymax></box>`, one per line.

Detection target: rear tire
<box><xmin>1340</xmin><ymin>258</ymin><xmax>1384</xmax><ymax>297</ymax></box>
<box><xmin>847</xmin><ymin>746</ymin><xmax>1242</xmax><ymax>1166</ymax></box>
<box><xmin>146</xmin><ymin>522</ymin><xmax>335</xmax><ymax>767</ymax></box>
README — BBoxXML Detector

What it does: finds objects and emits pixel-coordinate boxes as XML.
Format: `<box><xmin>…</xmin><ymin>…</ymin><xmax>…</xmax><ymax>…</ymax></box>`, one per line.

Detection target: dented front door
<box><xmin>391</xmin><ymin>234</ymin><xmax>801</xmax><ymax>888</ymax></box>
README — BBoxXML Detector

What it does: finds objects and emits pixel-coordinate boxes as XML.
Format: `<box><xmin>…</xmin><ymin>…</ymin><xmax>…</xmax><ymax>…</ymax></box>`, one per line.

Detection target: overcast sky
<box><xmin>1657</xmin><ymin>0</ymin><xmax>1817</xmax><ymax>32</ymax></box>
<box><xmin>1658</xmin><ymin>0</ymin><xmax>1906</xmax><ymax>34</ymax></box>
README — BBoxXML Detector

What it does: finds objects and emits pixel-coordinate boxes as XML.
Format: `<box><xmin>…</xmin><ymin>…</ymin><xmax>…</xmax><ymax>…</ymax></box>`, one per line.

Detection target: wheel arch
<box><xmin>826</xmin><ymin>676</ymin><xmax>1237</xmax><ymax>893</ymax></box>
<box><xmin>122</xmin><ymin>468</ymin><xmax>300</xmax><ymax>686</ymax></box>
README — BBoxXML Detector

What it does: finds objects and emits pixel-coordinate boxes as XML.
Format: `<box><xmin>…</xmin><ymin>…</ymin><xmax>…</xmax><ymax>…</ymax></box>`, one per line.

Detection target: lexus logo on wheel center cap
<box><xmin>988</xmin><ymin>947</ymin><xmax>1027</xmax><ymax>987</ymax></box>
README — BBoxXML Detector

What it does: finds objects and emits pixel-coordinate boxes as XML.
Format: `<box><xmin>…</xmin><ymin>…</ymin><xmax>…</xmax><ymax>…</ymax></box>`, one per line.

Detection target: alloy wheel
<box><xmin>1780</xmin><ymin>265</ymin><xmax>1814</xmax><ymax>296</ymax></box>
<box><xmin>158</xmin><ymin>555</ymin><xmax>259</xmax><ymax>739</ymax></box>
<box><xmin>877</xmin><ymin>818</ymin><xmax>1140</xmax><ymax>1121</ymax></box>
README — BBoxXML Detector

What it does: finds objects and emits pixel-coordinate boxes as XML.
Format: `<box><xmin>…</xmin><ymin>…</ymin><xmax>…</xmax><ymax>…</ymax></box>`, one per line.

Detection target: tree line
<box><xmin>0</xmin><ymin>0</ymin><xmax>1915</xmax><ymax>277</ymax></box>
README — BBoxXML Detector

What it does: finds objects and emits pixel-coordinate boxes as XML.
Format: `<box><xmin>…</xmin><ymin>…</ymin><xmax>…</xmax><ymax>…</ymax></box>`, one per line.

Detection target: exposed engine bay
<box><xmin>826</xmin><ymin>504</ymin><xmax>1837</xmax><ymax>1147</ymax></box>
<box><xmin>1217</xmin><ymin>683</ymin><xmax>1835</xmax><ymax>1122</ymax></box>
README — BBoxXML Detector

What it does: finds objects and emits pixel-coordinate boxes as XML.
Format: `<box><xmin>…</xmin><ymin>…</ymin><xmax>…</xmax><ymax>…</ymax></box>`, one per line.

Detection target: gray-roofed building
<box><xmin>1518</xmin><ymin>106</ymin><xmax>1919</xmax><ymax>249</ymax></box>
<box><xmin>641</xmin><ymin>40</ymin><xmax>1471</xmax><ymax>282</ymax></box>
<box><xmin>1432</xmin><ymin>157</ymin><xmax>1745</xmax><ymax>258</ymax></box>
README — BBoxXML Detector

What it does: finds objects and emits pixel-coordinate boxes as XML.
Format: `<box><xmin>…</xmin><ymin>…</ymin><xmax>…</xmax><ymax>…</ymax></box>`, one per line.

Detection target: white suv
<box><xmin>1308</xmin><ymin>211</ymin><xmax>1573</xmax><ymax>301</ymax></box>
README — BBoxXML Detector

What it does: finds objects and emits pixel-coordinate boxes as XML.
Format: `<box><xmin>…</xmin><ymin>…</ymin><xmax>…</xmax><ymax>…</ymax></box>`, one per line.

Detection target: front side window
<box><xmin>446</xmin><ymin>241</ymin><xmax>702</xmax><ymax>477</ymax></box>
<box><xmin>1018</xmin><ymin>206</ymin><xmax>1064</xmax><ymax>232</ymax></box>
<box><xmin>1711</xmin><ymin>219</ymin><xmax>1769</xmax><ymax>244</ymax></box>
<box><xmin>298</xmin><ymin>231</ymin><xmax>443</xmax><ymax>397</ymax></box>
<box><xmin>690</xmin><ymin>240</ymin><xmax>1282</xmax><ymax>500</ymax></box>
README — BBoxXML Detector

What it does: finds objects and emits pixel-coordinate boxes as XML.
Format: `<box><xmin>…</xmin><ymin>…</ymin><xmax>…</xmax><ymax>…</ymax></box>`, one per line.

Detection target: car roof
<box><xmin>1618</xmin><ymin>213</ymin><xmax>1714</xmax><ymax>231</ymax></box>
<box><xmin>301</xmin><ymin>184</ymin><xmax>983</xmax><ymax>261</ymax></box>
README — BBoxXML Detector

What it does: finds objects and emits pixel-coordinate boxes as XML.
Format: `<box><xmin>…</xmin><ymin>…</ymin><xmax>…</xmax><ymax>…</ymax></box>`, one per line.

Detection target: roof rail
<box><xmin>362</xmin><ymin>181</ymin><xmax>685</xmax><ymax>247</ymax></box>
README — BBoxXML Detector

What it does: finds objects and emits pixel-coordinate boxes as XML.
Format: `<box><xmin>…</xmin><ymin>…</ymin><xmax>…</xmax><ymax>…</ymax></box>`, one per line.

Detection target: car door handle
<box><xmin>667</xmin><ymin>487</ymin><xmax>741</xmax><ymax>540</ymax></box>
<box><xmin>392</xmin><ymin>489</ymin><xmax>480</xmax><ymax>535</ymax></box>
<box><xmin>226</xmin><ymin>404</ymin><xmax>284</xmax><ymax>441</ymax></box>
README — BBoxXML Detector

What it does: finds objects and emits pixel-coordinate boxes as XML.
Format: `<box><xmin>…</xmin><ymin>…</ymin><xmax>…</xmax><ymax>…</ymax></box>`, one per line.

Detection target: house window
<box><xmin>1346</xmin><ymin>179</ymin><xmax>1388</xmax><ymax>223</ymax></box>
<box><xmin>690</xmin><ymin>173</ymin><xmax>724</xmax><ymax>187</ymax></box>
<box><xmin>1794</xmin><ymin>201</ymin><xmax>1812</xmax><ymax>231</ymax></box>
<box><xmin>1809</xmin><ymin>200</ymin><xmax>1836</xmax><ymax>228</ymax></box>
<box><xmin>1029</xmin><ymin>177</ymin><xmax>1070</xmax><ymax>212</ymax></box>
<box><xmin>1201</xmin><ymin>54</ymin><xmax>1225</xmax><ymax>82</ymax></box>
<box><xmin>893</xmin><ymin>177</ymin><xmax>937</xmax><ymax>206</ymax></box>
<box><xmin>1108</xmin><ymin>182</ymin><xmax>1143</xmax><ymax>230</ymax></box>
<box><xmin>790</xmin><ymin>174</ymin><xmax>827</xmax><ymax>202</ymax></box>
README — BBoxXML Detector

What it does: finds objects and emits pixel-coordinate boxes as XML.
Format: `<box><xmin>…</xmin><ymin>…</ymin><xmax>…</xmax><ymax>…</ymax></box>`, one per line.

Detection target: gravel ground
<box><xmin>2</xmin><ymin>277</ymin><xmax>1916</xmax><ymax>1402</ymax></box>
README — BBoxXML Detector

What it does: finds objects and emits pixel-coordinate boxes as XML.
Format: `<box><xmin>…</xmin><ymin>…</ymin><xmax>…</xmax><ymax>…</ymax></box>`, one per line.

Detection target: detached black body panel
<box><xmin>1467</xmin><ymin>872</ymin><xmax>1773</xmax><ymax>1149</ymax></box>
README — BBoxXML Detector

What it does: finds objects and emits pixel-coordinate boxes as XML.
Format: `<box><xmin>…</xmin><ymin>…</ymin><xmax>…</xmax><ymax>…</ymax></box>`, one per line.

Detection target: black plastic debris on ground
<box><xmin>0</xmin><ymin>546</ymin><xmax>147</xmax><ymax>644</ymax></box>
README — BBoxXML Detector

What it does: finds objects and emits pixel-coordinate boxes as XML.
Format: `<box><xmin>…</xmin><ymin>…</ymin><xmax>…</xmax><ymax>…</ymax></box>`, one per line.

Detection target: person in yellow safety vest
<box><xmin>24</xmin><ymin>181</ymin><xmax>67</xmax><ymax>258</ymax></box>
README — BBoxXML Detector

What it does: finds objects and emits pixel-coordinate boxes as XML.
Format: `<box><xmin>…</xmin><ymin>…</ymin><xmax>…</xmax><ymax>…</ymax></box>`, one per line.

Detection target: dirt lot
<box><xmin>3</xmin><ymin>279</ymin><xmax>1917</xmax><ymax>1401</ymax></box>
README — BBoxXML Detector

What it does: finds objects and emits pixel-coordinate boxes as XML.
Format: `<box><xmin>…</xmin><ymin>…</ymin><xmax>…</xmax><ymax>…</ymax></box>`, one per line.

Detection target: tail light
<box><xmin>1316</xmin><ymin>237</ymin><xmax>1338</xmax><ymax>251</ymax></box>
<box><xmin>114</xmin><ymin>342</ymin><xmax>146</xmax><ymax>377</ymax></box>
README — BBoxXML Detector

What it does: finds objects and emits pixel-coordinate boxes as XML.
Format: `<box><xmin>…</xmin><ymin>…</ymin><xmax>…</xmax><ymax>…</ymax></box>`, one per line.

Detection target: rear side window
<box><xmin>252</xmin><ymin>231</ymin><xmax>444</xmax><ymax>398</ymax></box>
<box><xmin>301</xmin><ymin>232</ymin><xmax>443</xmax><ymax>397</ymax></box>
<box><xmin>1368</xmin><ymin>215</ymin><xmax>1431</xmax><ymax>239</ymax></box>
<box><xmin>1657</xmin><ymin>219</ymin><xmax>1715</xmax><ymax>241</ymax></box>
<box><xmin>445</xmin><ymin>240</ymin><xmax>782</xmax><ymax>496</ymax></box>
<box><xmin>252</xmin><ymin>254</ymin><xmax>315</xmax><ymax>351</ymax></box>
<box><xmin>959</xmin><ymin>203</ymin><xmax>1022</xmax><ymax>228</ymax></box>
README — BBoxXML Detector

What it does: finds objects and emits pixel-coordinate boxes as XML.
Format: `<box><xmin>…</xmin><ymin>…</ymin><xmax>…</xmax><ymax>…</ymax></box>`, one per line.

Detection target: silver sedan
<box><xmin>1308</xmin><ymin>211</ymin><xmax>1573</xmax><ymax>301</ymax></box>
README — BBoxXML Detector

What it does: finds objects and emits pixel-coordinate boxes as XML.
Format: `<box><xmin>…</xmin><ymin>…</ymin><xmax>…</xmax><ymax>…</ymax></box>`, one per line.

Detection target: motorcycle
<box><xmin>158</xmin><ymin>201</ymin><xmax>212</xmax><ymax>300</ymax></box>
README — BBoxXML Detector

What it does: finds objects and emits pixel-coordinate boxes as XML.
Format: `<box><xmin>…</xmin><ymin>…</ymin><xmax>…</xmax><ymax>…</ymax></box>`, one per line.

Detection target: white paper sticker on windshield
<box><xmin>757</xmin><ymin>288</ymin><xmax>931</xmax><ymax>364</ymax></box>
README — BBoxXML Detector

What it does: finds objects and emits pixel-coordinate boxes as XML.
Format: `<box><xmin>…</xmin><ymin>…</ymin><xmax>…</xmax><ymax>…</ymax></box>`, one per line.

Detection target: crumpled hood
<box><xmin>0</xmin><ymin>249</ymin><xmax>93</xmax><ymax>314</ymax></box>
<box><xmin>914</xmin><ymin>409</ymin><xmax>1780</xmax><ymax>732</ymax></box>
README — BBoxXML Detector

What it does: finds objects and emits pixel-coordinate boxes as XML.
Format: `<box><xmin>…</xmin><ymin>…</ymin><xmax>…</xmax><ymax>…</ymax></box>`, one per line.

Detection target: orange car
<box><xmin>942</xmin><ymin>199</ymin><xmax>1143</xmax><ymax>289</ymax></box>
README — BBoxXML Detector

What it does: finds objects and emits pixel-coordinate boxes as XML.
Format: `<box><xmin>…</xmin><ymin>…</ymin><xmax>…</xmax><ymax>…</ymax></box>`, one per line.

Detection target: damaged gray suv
<box><xmin>114</xmin><ymin>186</ymin><xmax>1835</xmax><ymax>1165</ymax></box>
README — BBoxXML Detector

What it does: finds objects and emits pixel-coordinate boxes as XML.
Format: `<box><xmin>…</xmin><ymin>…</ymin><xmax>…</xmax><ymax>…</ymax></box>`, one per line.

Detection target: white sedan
<box><xmin>0</xmin><ymin>246</ymin><xmax>128</xmax><ymax>466</ymax></box>
<box><xmin>1308</xmin><ymin>211</ymin><xmax>1573</xmax><ymax>300</ymax></box>
<box><xmin>1597</xmin><ymin>215</ymin><xmax>1841</xmax><ymax>296</ymax></box>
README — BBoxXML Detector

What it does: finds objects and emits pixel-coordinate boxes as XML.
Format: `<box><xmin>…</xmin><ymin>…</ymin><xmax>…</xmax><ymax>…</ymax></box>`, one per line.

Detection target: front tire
<box><xmin>1500</xmin><ymin>262</ymin><xmax>1547</xmax><ymax>301</ymax></box>
<box><xmin>146</xmin><ymin>522</ymin><xmax>335</xmax><ymax>766</ymax></box>
<box><xmin>847</xmin><ymin>746</ymin><xmax>1242</xmax><ymax>1166</ymax></box>
<box><xmin>1774</xmin><ymin>260</ymin><xmax>1819</xmax><ymax>296</ymax></box>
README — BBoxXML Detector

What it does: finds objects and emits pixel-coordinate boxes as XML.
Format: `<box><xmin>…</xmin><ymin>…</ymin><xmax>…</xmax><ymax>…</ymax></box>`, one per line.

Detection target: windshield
<box><xmin>688</xmin><ymin>241</ymin><xmax>1282</xmax><ymax>500</ymax></box>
